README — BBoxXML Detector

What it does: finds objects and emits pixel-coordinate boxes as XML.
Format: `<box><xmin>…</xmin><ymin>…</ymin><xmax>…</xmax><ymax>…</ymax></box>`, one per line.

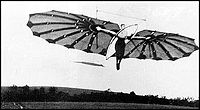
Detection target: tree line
<box><xmin>1</xmin><ymin>85</ymin><xmax>199</xmax><ymax>107</ymax></box>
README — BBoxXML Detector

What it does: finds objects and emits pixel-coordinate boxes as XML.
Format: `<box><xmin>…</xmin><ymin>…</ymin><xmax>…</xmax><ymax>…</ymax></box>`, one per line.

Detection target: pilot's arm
<box><xmin>96</xmin><ymin>26</ymin><xmax>117</xmax><ymax>36</ymax></box>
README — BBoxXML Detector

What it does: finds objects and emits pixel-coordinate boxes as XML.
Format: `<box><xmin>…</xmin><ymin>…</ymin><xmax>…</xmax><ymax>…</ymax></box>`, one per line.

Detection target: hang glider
<box><xmin>27</xmin><ymin>10</ymin><xmax>199</xmax><ymax>70</ymax></box>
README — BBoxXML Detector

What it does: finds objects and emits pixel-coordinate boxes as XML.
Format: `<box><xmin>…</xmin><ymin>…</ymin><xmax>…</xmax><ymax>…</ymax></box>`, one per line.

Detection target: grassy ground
<box><xmin>1</xmin><ymin>86</ymin><xmax>104</xmax><ymax>96</ymax></box>
<box><xmin>1</xmin><ymin>102</ymin><xmax>198</xmax><ymax>109</ymax></box>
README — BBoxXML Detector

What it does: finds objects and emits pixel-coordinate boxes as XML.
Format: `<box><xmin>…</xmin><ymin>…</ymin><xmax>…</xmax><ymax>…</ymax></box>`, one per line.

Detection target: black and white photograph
<box><xmin>1</xmin><ymin>1</ymin><xmax>199</xmax><ymax>109</ymax></box>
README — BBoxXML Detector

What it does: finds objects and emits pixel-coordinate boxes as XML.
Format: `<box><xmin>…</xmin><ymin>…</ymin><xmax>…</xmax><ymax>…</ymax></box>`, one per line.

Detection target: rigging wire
<box><xmin>96</xmin><ymin>6</ymin><xmax>98</xmax><ymax>19</ymax></box>
<box><xmin>97</xmin><ymin>9</ymin><xmax>147</xmax><ymax>21</ymax></box>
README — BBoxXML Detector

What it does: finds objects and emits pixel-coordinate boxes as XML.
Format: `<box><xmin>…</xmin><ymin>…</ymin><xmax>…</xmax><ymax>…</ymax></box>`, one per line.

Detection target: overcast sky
<box><xmin>1</xmin><ymin>1</ymin><xmax>199</xmax><ymax>99</ymax></box>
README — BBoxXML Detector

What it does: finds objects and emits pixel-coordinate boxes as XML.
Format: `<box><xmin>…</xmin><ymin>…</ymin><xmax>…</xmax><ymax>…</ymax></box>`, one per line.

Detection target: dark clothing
<box><xmin>115</xmin><ymin>38</ymin><xmax>126</xmax><ymax>70</ymax></box>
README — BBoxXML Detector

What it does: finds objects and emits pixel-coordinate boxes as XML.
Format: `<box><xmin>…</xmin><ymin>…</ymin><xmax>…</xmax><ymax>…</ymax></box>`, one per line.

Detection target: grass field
<box><xmin>1</xmin><ymin>102</ymin><xmax>198</xmax><ymax>109</ymax></box>
<box><xmin>1</xmin><ymin>86</ymin><xmax>104</xmax><ymax>96</ymax></box>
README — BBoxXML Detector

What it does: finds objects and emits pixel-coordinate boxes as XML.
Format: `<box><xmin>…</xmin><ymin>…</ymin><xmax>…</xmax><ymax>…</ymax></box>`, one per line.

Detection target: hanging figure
<box><xmin>96</xmin><ymin>24</ymin><xmax>135</xmax><ymax>70</ymax></box>
<box><xmin>115</xmin><ymin>24</ymin><xmax>128</xmax><ymax>70</ymax></box>
<box><xmin>115</xmin><ymin>37</ymin><xmax>125</xmax><ymax>70</ymax></box>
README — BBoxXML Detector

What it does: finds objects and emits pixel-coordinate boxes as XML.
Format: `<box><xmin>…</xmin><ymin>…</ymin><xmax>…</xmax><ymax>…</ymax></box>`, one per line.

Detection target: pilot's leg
<box><xmin>115</xmin><ymin>38</ymin><xmax>125</xmax><ymax>70</ymax></box>
<box><xmin>116</xmin><ymin>57</ymin><xmax>123</xmax><ymax>70</ymax></box>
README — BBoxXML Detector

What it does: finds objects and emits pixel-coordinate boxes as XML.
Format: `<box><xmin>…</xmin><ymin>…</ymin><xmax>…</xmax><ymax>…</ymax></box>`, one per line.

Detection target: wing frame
<box><xmin>27</xmin><ymin>10</ymin><xmax>120</xmax><ymax>56</ymax></box>
<box><xmin>123</xmin><ymin>30</ymin><xmax>199</xmax><ymax>61</ymax></box>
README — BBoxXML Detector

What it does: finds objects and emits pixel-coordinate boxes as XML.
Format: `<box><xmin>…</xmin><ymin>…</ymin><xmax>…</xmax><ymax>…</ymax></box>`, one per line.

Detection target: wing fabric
<box><xmin>124</xmin><ymin>30</ymin><xmax>199</xmax><ymax>61</ymax></box>
<box><xmin>27</xmin><ymin>10</ymin><xmax>120</xmax><ymax>56</ymax></box>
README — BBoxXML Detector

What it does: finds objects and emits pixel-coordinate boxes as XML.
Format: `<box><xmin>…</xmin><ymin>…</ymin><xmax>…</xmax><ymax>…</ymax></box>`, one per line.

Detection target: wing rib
<box><xmin>137</xmin><ymin>42</ymin><xmax>147</xmax><ymax>59</ymax></box>
<box><xmin>64</xmin><ymin>32</ymin><xmax>89</xmax><ymax>48</ymax></box>
<box><xmin>156</xmin><ymin>42</ymin><xmax>176</xmax><ymax>60</ymax></box>
<box><xmin>30</xmin><ymin>13</ymin><xmax>81</xmax><ymax>22</ymax></box>
<box><xmin>53</xmin><ymin>30</ymin><xmax>82</xmax><ymax>42</ymax></box>
<box><xmin>167</xmin><ymin>38</ymin><xmax>198</xmax><ymax>49</ymax></box>
<box><xmin>124</xmin><ymin>41</ymin><xmax>145</xmax><ymax>58</ymax></box>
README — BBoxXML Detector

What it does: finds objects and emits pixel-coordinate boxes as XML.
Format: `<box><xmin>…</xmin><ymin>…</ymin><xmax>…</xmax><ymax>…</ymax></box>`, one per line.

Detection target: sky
<box><xmin>1</xmin><ymin>1</ymin><xmax>199</xmax><ymax>100</ymax></box>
